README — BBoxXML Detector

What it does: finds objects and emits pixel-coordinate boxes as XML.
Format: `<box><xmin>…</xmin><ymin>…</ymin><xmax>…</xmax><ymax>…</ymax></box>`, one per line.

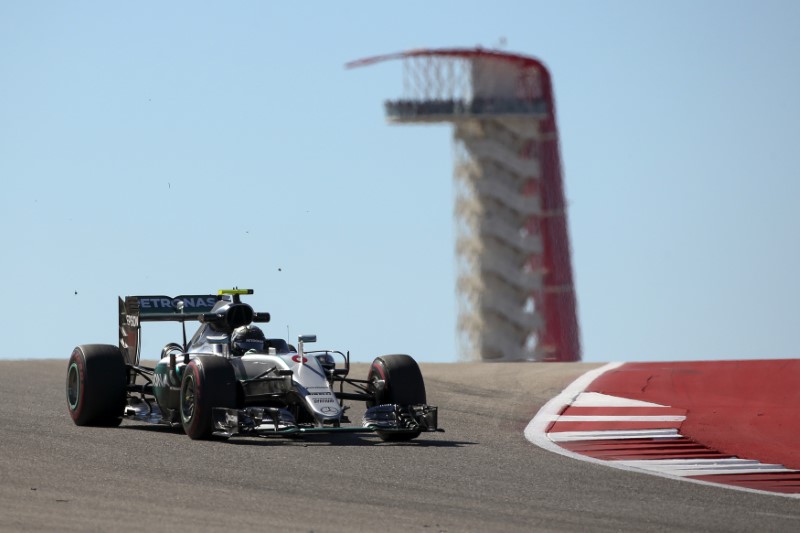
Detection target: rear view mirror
<box><xmin>298</xmin><ymin>335</ymin><xmax>317</xmax><ymax>344</ymax></box>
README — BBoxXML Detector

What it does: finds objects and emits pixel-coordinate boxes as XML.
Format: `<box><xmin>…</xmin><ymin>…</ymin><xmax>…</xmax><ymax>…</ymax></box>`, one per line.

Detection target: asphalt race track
<box><xmin>3</xmin><ymin>360</ymin><xmax>800</xmax><ymax>532</ymax></box>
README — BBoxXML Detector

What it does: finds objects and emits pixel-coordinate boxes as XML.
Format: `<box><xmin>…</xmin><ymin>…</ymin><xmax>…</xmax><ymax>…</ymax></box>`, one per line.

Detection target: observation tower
<box><xmin>348</xmin><ymin>48</ymin><xmax>580</xmax><ymax>362</ymax></box>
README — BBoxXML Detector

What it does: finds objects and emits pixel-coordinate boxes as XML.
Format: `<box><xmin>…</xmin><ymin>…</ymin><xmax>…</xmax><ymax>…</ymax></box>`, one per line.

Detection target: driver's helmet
<box><xmin>231</xmin><ymin>325</ymin><xmax>266</xmax><ymax>356</ymax></box>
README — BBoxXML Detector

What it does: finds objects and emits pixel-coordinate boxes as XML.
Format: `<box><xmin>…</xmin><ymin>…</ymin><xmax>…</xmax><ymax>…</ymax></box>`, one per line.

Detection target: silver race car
<box><xmin>66</xmin><ymin>289</ymin><xmax>439</xmax><ymax>441</ymax></box>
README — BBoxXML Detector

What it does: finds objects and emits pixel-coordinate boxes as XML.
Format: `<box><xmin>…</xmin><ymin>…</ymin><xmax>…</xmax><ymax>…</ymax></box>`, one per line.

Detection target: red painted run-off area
<box><xmin>587</xmin><ymin>360</ymin><xmax>800</xmax><ymax>470</ymax></box>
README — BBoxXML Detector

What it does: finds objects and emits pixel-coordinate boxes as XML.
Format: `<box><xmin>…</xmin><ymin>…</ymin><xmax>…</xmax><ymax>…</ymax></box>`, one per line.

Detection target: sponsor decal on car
<box><xmin>138</xmin><ymin>296</ymin><xmax>219</xmax><ymax>314</ymax></box>
<box><xmin>153</xmin><ymin>372</ymin><xmax>170</xmax><ymax>388</ymax></box>
<box><xmin>312</xmin><ymin>397</ymin><xmax>336</xmax><ymax>403</ymax></box>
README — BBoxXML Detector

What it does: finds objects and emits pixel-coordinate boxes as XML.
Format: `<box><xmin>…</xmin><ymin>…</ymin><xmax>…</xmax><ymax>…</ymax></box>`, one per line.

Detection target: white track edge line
<box><xmin>548</xmin><ymin>429</ymin><xmax>681</xmax><ymax>442</ymax></box>
<box><xmin>571</xmin><ymin>392</ymin><xmax>669</xmax><ymax>408</ymax></box>
<box><xmin>524</xmin><ymin>362</ymin><xmax>800</xmax><ymax>499</ymax></box>
<box><xmin>554</xmin><ymin>415</ymin><xmax>686</xmax><ymax>422</ymax></box>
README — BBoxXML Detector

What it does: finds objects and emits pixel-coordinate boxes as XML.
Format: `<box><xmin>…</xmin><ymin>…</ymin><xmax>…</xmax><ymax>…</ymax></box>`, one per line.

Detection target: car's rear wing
<box><xmin>119</xmin><ymin>294</ymin><xmax>222</xmax><ymax>365</ymax></box>
<box><xmin>118</xmin><ymin>290</ymin><xmax>270</xmax><ymax>365</ymax></box>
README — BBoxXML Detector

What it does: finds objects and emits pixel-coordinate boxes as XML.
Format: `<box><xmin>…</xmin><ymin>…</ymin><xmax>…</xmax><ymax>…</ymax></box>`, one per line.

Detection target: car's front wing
<box><xmin>211</xmin><ymin>404</ymin><xmax>439</xmax><ymax>438</ymax></box>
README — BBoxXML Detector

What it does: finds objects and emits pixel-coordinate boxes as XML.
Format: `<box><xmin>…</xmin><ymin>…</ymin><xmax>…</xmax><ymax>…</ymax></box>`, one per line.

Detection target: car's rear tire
<box><xmin>66</xmin><ymin>344</ymin><xmax>127</xmax><ymax>426</ymax></box>
<box><xmin>368</xmin><ymin>354</ymin><xmax>426</xmax><ymax>441</ymax></box>
<box><xmin>180</xmin><ymin>356</ymin><xmax>236</xmax><ymax>440</ymax></box>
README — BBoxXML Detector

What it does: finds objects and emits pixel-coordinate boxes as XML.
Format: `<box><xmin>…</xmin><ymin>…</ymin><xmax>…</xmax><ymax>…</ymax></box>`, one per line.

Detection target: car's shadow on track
<box><xmin>225</xmin><ymin>433</ymin><xmax>475</xmax><ymax>448</ymax></box>
<box><xmin>118</xmin><ymin>423</ymin><xmax>474</xmax><ymax>447</ymax></box>
<box><xmin>118</xmin><ymin>423</ymin><xmax>184</xmax><ymax>436</ymax></box>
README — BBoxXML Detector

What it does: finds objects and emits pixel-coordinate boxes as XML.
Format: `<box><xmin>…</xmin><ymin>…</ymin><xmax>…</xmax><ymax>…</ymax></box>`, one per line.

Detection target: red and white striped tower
<box><xmin>348</xmin><ymin>48</ymin><xmax>580</xmax><ymax>362</ymax></box>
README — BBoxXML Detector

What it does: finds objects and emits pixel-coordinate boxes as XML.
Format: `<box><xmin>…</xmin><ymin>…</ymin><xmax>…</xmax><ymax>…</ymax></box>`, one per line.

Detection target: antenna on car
<box><xmin>176</xmin><ymin>300</ymin><xmax>188</xmax><ymax>351</ymax></box>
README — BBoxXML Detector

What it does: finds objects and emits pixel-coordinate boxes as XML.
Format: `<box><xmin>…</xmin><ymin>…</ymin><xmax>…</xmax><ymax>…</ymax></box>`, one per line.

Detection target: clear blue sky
<box><xmin>2</xmin><ymin>1</ymin><xmax>798</xmax><ymax>363</ymax></box>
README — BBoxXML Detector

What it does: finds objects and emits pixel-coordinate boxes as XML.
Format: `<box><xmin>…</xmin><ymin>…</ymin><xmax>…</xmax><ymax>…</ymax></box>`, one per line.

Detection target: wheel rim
<box><xmin>181</xmin><ymin>374</ymin><xmax>196</xmax><ymax>422</ymax></box>
<box><xmin>67</xmin><ymin>362</ymin><xmax>80</xmax><ymax>410</ymax></box>
<box><xmin>368</xmin><ymin>363</ymin><xmax>387</xmax><ymax>406</ymax></box>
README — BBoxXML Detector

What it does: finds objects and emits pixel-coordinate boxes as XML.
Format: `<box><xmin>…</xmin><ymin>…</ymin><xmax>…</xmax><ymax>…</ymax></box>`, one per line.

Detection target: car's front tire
<box><xmin>180</xmin><ymin>356</ymin><xmax>236</xmax><ymax>440</ymax></box>
<box><xmin>66</xmin><ymin>344</ymin><xmax>127</xmax><ymax>426</ymax></box>
<box><xmin>368</xmin><ymin>354</ymin><xmax>427</xmax><ymax>441</ymax></box>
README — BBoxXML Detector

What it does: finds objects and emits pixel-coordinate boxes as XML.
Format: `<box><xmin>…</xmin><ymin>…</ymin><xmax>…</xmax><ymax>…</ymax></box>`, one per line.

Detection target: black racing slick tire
<box><xmin>180</xmin><ymin>356</ymin><xmax>236</xmax><ymax>440</ymax></box>
<box><xmin>66</xmin><ymin>344</ymin><xmax>127</xmax><ymax>426</ymax></box>
<box><xmin>368</xmin><ymin>354</ymin><xmax>427</xmax><ymax>441</ymax></box>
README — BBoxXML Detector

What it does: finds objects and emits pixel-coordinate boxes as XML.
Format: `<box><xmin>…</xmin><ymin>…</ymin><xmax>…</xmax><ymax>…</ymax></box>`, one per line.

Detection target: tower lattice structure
<box><xmin>349</xmin><ymin>48</ymin><xmax>580</xmax><ymax>362</ymax></box>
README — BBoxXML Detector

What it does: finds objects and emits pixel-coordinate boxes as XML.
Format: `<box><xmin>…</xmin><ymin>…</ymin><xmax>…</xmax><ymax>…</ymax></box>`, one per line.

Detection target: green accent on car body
<box><xmin>153</xmin><ymin>361</ymin><xmax>184</xmax><ymax>409</ymax></box>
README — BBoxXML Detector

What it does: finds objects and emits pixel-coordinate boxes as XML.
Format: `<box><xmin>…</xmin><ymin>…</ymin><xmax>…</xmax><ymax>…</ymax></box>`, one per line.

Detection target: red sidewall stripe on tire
<box><xmin>371</xmin><ymin>362</ymin><xmax>387</xmax><ymax>381</ymax></box>
<box><xmin>184</xmin><ymin>362</ymin><xmax>202</xmax><ymax>435</ymax></box>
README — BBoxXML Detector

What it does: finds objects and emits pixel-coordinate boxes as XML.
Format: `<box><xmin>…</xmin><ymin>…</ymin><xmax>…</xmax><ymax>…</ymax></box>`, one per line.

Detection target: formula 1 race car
<box><xmin>66</xmin><ymin>289</ymin><xmax>439</xmax><ymax>441</ymax></box>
